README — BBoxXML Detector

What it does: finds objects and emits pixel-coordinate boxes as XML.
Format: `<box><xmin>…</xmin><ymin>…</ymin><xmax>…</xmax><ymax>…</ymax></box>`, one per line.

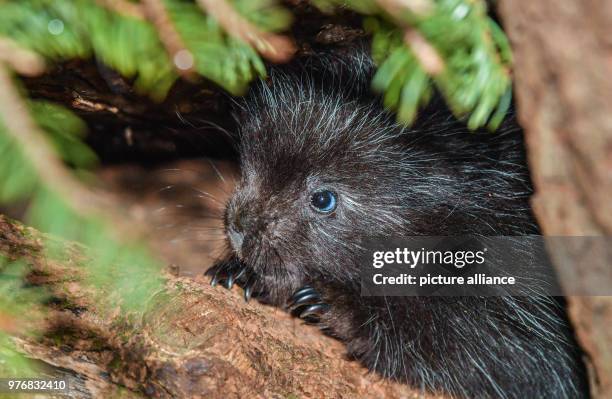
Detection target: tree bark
<box><xmin>498</xmin><ymin>2</ymin><xmax>612</xmax><ymax>397</ymax></box>
<box><xmin>0</xmin><ymin>215</ymin><xmax>440</xmax><ymax>399</ymax></box>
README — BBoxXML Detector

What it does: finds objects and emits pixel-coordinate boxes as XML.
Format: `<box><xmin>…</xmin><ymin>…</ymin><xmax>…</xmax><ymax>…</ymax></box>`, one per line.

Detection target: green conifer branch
<box><xmin>0</xmin><ymin>63</ymin><xmax>163</xmax><ymax>315</ymax></box>
<box><xmin>315</xmin><ymin>0</ymin><xmax>513</xmax><ymax>129</ymax></box>
<box><xmin>0</xmin><ymin>0</ymin><xmax>512</xmax><ymax>127</ymax></box>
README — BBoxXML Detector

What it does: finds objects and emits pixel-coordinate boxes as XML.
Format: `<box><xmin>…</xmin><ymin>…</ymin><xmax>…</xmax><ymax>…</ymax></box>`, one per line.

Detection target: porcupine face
<box><xmin>222</xmin><ymin>71</ymin><xmax>412</xmax><ymax>300</ymax></box>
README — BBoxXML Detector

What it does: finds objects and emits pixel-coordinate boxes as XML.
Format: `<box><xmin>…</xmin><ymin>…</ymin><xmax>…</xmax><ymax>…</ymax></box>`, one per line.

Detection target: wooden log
<box><xmin>0</xmin><ymin>215</ymin><xmax>438</xmax><ymax>398</ymax></box>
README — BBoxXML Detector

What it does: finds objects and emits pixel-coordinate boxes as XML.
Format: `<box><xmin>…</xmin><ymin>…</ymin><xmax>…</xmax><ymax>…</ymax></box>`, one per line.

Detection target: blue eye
<box><xmin>310</xmin><ymin>190</ymin><xmax>337</xmax><ymax>213</ymax></box>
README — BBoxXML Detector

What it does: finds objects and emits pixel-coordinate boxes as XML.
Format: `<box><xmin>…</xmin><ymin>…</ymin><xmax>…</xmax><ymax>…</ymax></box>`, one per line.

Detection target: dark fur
<box><xmin>210</xmin><ymin>51</ymin><xmax>588</xmax><ymax>398</ymax></box>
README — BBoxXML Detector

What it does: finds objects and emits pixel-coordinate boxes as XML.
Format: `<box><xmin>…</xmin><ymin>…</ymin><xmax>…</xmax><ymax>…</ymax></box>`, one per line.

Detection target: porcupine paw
<box><xmin>206</xmin><ymin>258</ymin><xmax>257</xmax><ymax>302</ymax></box>
<box><xmin>288</xmin><ymin>285</ymin><xmax>330</xmax><ymax>323</ymax></box>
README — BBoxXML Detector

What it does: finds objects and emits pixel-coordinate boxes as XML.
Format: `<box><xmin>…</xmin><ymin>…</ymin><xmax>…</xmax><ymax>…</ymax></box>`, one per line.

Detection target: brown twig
<box><xmin>141</xmin><ymin>0</ymin><xmax>196</xmax><ymax>77</ymax></box>
<box><xmin>376</xmin><ymin>0</ymin><xmax>444</xmax><ymax>75</ymax></box>
<box><xmin>96</xmin><ymin>0</ymin><xmax>144</xmax><ymax>19</ymax></box>
<box><xmin>71</xmin><ymin>92</ymin><xmax>120</xmax><ymax>114</ymax></box>
<box><xmin>403</xmin><ymin>28</ymin><xmax>444</xmax><ymax>75</ymax></box>
<box><xmin>0</xmin><ymin>313</ymin><xmax>20</xmax><ymax>335</ymax></box>
<box><xmin>196</xmin><ymin>0</ymin><xmax>296</xmax><ymax>63</ymax></box>
<box><xmin>377</xmin><ymin>0</ymin><xmax>433</xmax><ymax>15</ymax></box>
<box><xmin>0</xmin><ymin>38</ymin><xmax>45</xmax><ymax>77</ymax></box>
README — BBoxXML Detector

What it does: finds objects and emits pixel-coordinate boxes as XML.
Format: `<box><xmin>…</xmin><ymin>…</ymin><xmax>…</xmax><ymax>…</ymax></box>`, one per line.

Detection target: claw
<box><xmin>290</xmin><ymin>291</ymin><xmax>320</xmax><ymax>309</ymax></box>
<box><xmin>292</xmin><ymin>285</ymin><xmax>314</xmax><ymax>298</ymax></box>
<box><xmin>244</xmin><ymin>284</ymin><xmax>253</xmax><ymax>302</ymax></box>
<box><xmin>299</xmin><ymin>303</ymin><xmax>330</xmax><ymax>319</ymax></box>
<box><xmin>225</xmin><ymin>273</ymin><xmax>235</xmax><ymax>289</ymax></box>
<box><xmin>289</xmin><ymin>285</ymin><xmax>329</xmax><ymax>322</ymax></box>
<box><xmin>207</xmin><ymin>258</ymin><xmax>248</xmax><ymax>290</ymax></box>
<box><xmin>206</xmin><ymin>258</ymin><xmax>262</xmax><ymax>304</ymax></box>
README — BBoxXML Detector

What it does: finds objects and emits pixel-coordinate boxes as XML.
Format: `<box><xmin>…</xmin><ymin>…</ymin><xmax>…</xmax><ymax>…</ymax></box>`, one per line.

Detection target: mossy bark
<box><xmin>0</xmin><ymin>215</ymin><xmax>438</xmax><ymax>399</ymax></box>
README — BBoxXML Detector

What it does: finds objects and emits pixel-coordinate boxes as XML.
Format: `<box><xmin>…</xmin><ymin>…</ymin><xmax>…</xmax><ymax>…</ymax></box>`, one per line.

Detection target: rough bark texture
<box><xmin>498</xmin><ymin>2</ymin><xmax>612</xmax><ymax>398</ymax></box>
<box><xmin>0</xmin><ymin>215</ymin><xmax>441</xmax><ymax>399</ymax></box>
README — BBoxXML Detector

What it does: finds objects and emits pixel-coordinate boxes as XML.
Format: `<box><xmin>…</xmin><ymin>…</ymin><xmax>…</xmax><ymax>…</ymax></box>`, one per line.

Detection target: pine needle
<box><xmin>142</xmin><ymin>0</ymin><xmax>196</xmax><ymax>76</ymax></box>
<box><xmin>96</xmin><ymin>0</ymin><xmax>145</xmax><ymax>19</ymax></box>
<box><xmin>196</xmin><ymin>0</ymin><xmax>295</xmax><ymax>63</ymax></box>
<box><xmin>0</xmin><ymin>65</ymin><xmax>98</xmax><ymax>215</ymax></box>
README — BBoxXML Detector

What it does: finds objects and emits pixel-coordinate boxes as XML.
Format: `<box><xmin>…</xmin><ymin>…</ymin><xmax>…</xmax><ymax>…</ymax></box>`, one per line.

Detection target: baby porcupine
<box><xmin>207</xmin><ymin>51</ymin><xmax>588</xmax><ymax>398</ymax></box>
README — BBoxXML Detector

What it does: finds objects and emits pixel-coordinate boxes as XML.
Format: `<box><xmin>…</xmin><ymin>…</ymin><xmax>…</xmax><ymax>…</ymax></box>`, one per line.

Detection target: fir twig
<box><xmin>142</xmin><ymin>0</ymin><xmax>195</xmax><ymax>76</ymax></box>
<box><xmin>0</xmin><ymin>313</ymin><xmax>19</xmax><ymax>335</ymax></box>
<box><xmin>402</xmin><ymin>28</ymin><xmax>443</xmax><ymax>75</ymax></box>
<box><xmin>0</xmin><ymin>65</ymin><xmax>100</xmax><ymax>216</ymax></box>
<box><xmin>376</xmin><ymin>1</ymin><xmax>444</xmax><ymax>75</ymax></box>
<box><xmin>196</xmin><ymin>0</ymin><xmax>296</xmax><ymax>63</ymax></box>
<box><xmin>0</xmin><ymin>58</ymin><xmax>162</xmax><ymax>313</ymax></box>
<box><xmin>96</xmin><ymin>0</ymin><xmax>145</xmax><ymax>19</ymax></box>
<box><xmin>0</xmin><ymin>38</ymin><xmax>46</xmax><ymax>77</ymax></box>
<box><xmin>377</xmin><ymin>0</ymin><xmax>433</xmax><ymax>15</ymax></box>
